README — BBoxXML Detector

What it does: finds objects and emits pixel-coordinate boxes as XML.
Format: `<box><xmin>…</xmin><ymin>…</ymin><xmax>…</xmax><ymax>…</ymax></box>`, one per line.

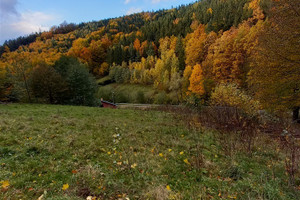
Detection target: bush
<box><xmin>154</xmin><ymin>91</ymin><xmax>169</xmax><ymax>104</ymax></box>
<box><xmin>136</xmin><ymin>91</ymin><xmax>146</xmax><ymax>104</ymax></box>
<box><xmin>97</xmin><ymin>85</ymin><xmax>114</xmax><ymax>102</ymax></box>
<box><xmin>210</xmin><ymin>83</ymin><xmax>261</xmax><ymax>117</ymax></box>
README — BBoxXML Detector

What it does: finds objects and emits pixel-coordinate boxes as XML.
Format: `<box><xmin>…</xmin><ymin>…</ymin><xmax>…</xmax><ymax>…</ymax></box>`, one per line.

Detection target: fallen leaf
<box><xmin>166</xmin><ymin>185</ymin><xmax>171</xmax><ymax>191</ymax></box>
<box><xmin>62</xmin><ymin>183</ymin><xmax>69</xmax><ymax>191</ymax></box>
<box><xmin>131</xmin><ymin>163</ymin><xmax>137</xmax><ymax>169</ymax></box>
<box><xmin>1</xmin><ymin>180</ymin><xmax>10</xmax><ymax>188</ymax></box>
<box><xmin>184</xmin><ymin>158</ymin><xmax>191</xmax><ymax>165</ymax></box>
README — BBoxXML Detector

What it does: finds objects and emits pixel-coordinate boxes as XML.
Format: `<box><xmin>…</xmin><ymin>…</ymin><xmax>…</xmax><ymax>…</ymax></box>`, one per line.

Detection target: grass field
<box><xmin>0</xmin><ymin>104</ymin><xmax>299</xmax><ymax>199</ymax></box>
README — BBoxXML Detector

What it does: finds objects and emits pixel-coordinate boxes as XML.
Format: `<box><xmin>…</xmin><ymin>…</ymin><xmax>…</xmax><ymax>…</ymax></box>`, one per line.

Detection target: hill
<box><xmin>1</xmin><ymin>104</ymin><xmax>299</xmax><ymax>199</ymax></box>
<box><xmin>1</xmin><ymin>0</ymin><xmax>298</xmax><ymax>119</ymax></box>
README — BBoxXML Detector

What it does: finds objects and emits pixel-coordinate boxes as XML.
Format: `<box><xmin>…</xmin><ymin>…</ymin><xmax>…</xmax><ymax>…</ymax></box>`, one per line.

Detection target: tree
<box><xmin>0</xmin><ymin>62</ymin><xmax>10</xmax><ymax>101</ymax></box>
<box><xmin>188</xmin><ymin>64</ymin><xmax>205</xmax><ymax>96</ymax></box>
<box><xmin>5</xmin><ymin>54</ymin><xmax>33</xmax><ymax>102</ymax></box>
<box><xmin>30</xmin><ymin>63</ymin><xmax>67</xmax><ymax>104</ymax></box>
<box><xmin>248</xmin><ymin>0</ymin><xmax>300</xmax><ymax>122</ymax></box>
<box><xmin>54</xmin><ymin>56</ymin><xmax>98</xmax><ymax>106</ymax></box>
<box><xmin>175</xmin><ymin>36</ymin><xmax>185</xmax><ymax>71</ymax></box>
<box><xmin>185</xmin><ymin>24</ymin><xmax>207</xmax><ymax>67</ymax></box>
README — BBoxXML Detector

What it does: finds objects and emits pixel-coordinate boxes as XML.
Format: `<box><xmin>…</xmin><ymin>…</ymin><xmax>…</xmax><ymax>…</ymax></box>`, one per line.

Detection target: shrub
<box><xmin>136</xmin><ymin>91</ymin><xmax>146</xmax><ymax>104</ymax></box>
<box><xmin>154</xmin><ymin>91</ymin><xmax>169</xmax><ymax>104</ymax></box>
<box><xmin>210</xmin><ymin>83</ymin><xmax>261</xmax><ymax>117</ymax></box>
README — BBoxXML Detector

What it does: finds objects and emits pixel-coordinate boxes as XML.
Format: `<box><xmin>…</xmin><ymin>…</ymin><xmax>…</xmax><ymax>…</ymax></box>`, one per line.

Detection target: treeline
<box><xmin>0</xmin><ymin>0</ymin><xmax>299</xmax><ymax>121</ymax></box>
<box><xmin>0</xmin><ymin>55</ymin><xmax>97</xmax><ymax>106</ymax></box>
<box><xmin>0</xmin><ymin>33</ymin><xmax>40</xmax><ymax>56</ymax></box>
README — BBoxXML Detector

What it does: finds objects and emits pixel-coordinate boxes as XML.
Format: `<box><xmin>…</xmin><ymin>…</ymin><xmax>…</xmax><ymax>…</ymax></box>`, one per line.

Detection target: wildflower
<box><xmin>159</xmin><ymin>153</ymin><xmax>164</xmax><ymax>157</ymax></box>
<box><xmin>168</xmin><ymin>149</ymin><xmax>172</xmax><ymax>152</ymax></box>
<box><xmin>180</xmin><ymin>151</ymin><xmax>184</xmax><ymax>155</ymax></box>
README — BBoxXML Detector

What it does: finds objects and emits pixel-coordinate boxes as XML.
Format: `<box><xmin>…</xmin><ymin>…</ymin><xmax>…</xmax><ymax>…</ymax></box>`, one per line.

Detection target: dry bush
<box><xmin>198</xmin><ymin>106</ymin><xmax>259</xmax><ymax>155</ymax></box>
<box><xmin>277</xmin><ymin>123</ymin><xmax>300</xmax><ymax>185</ymax></box>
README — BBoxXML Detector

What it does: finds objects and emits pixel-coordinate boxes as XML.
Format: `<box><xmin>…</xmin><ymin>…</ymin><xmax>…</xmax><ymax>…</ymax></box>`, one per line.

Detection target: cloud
<box><xmin>126</xmin><ymin>7</ymin><xmax>142</xmax><ymax>15</ymax></box>
<box><xmin>124</xmin><ymin>0</ymin><xmax>165</xmax><ymax>5</ymax></box>
<box><xmin>151</xmin><ymin>0</ymin><xmax>162</xmax><ymax>3</ymax></box>
<box><xmin>0</xmin><ymin>0</ymin><xmax>58</xmax><ymax>44</ymax></box>
<box><xmin>10</xmin><ymin>11</ymin><xmax>55</xmax><ymax>34</ymax></box>
<box><xmin>0</xmin><ymin>0</ymin><xmax>19</xmax><ymax>18</ymax></box>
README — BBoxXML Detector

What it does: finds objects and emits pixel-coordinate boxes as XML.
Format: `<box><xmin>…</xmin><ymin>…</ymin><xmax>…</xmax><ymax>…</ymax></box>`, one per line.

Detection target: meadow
<box><xmin>0</xmin><ymin>104</ymin><xmax>299</xmax><ymax>199</ymax></box>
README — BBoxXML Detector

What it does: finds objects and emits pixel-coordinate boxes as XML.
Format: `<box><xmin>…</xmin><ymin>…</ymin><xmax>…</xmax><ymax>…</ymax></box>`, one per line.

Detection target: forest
<box><xmin>1</xmin><ymin>0</ymin><xmax>300</xmax><ymax>199</ymax></box>
<box><xmin>0</xmin><ymin>0</ymin><xmax>299</xmax><ymax>122</ymax></box>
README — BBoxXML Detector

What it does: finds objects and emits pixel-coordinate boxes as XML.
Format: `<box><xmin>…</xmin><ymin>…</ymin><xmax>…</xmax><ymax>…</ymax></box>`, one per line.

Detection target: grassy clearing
<box><xmin>0</xmin><ymin>104</ymin><xmax>299</xmax><ymax>199</ymax></box>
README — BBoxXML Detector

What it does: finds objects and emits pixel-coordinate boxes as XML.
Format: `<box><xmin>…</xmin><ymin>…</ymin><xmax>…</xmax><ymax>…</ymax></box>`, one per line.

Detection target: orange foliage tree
<box><xmin>188</xmin><ymin>64</ymin><xmax>205</xmax><ymax>96</ymax></box>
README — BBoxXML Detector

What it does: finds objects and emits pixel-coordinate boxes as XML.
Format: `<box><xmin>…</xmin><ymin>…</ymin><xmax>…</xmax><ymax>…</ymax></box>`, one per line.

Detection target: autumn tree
<box><xmin>188</xmin><ymin>64</ymin><xmax>205</xmax><ymax>97</ymax></box>
<box><xmin>0</xmin><ymin>62</ymin><xmax>10</xmax><ymax>101</ymax></box>
<box><xmin>5</xmin><ymin>53</ymin><xmax>33</xmax><ymax>102</ymax></box>
<box><xmin>248</xmin><ymin>0</ymin><xmax>300</xmax><ymax>122</ymax></box>
<box><xmin>185</xmin><ymin>24</ymin><xmax>207</xmax><ymax>67</ymax></box>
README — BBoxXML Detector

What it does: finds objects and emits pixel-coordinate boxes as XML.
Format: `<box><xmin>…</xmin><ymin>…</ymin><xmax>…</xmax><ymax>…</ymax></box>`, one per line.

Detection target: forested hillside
<box><xmin>0</xmin><ymin>0</ymin><xmax>299</xmax><ymax>120</ymax></box>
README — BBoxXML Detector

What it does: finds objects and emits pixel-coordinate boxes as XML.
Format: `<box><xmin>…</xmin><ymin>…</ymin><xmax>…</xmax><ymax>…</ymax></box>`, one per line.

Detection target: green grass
<box><xmin>0</xmin><ymin>104</ymin><xmax>299</xmax><ymax>199</ymax></box>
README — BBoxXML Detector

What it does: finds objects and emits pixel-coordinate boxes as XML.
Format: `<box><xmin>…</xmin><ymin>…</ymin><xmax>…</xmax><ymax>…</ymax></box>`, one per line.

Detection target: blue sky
<box><xmin>0</xmin><ymin>0</ymin><xmax>192</xmax><ymax>44</ymax></box>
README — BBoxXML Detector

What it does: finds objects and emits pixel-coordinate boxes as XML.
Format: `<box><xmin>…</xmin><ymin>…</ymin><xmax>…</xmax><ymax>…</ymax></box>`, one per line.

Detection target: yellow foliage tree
<box><xmin>185</xmin><ymin>24</ymin><xmax>207</xmax><ymax>66</ymax></box>
<box><xmin>188</xmin><ymin>64</ymin><xmax>205</xmax><ymax>96</ymax></box>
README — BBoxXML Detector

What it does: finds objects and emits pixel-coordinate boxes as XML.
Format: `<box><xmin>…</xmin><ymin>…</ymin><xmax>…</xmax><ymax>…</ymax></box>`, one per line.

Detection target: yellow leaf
<box><xmin>1</xmin><ymin>180</ymin><xmax>10</xmax><ymax>188</ymax></box>
<box><xmin>184</xmin><ymin>159</ymin><xmax>191</xmax><ymax>165</ymax></box>
<box><xmin>151</xmin><ymin>148</ymin><xmax>155</xmax><ymax>153</ymax></box>
<box><xmin>62</xmin><ymin>183</ymin><xmax>69</xmax><ymax>191</ymax></box>
<box><xmin>131</xmin><ymin>163</ymin><xmax>137</xmax><ymax>169</ymax></box>
<box><xmin>166</xmin><ymin>185</ymin><xmax>171</xmax><ymax>191</ymax></box>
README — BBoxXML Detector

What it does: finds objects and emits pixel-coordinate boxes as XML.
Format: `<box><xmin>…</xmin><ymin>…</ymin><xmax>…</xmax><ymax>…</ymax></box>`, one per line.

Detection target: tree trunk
<box><xmin>292</xmin><ymin>107</ymin><xmax>299</xmax><ymax>123</ymax></box>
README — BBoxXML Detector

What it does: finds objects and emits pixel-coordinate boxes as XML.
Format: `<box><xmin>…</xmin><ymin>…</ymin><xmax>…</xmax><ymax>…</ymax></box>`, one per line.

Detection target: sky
<box><xmin>0</xmin><ymin>0</ymin><xmax>192</xmax><ymax>45</ymax></box>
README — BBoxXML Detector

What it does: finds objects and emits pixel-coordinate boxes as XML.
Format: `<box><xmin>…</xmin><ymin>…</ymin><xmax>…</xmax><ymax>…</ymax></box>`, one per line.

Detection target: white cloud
<box><xmin>126</xmin><ymin>7</ymin><xmax>142</xmax><ymax>15</ymax></box>
<box><xmin>0</xmin><ymin>0</ymin><xmax>61</xmax><ymax>44</ymax></box>
<box><xmin>151</xmin><ymin>0</ymin><xmax>162</xmax><ymax>3</ymax></box>
<box><xmin>10</xmin><ymin>11</ymin><xmax>55</xmax><ymax>34</ymax></box>
<box><xmin>0</xmin><ymin>0</ymin><xmax>58</xmax><ymax>44</ymax></box>
<box><xmin>124</xmin><ymin>0</ymin><xmax>131</xmax><ymax>4</ymax></box>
